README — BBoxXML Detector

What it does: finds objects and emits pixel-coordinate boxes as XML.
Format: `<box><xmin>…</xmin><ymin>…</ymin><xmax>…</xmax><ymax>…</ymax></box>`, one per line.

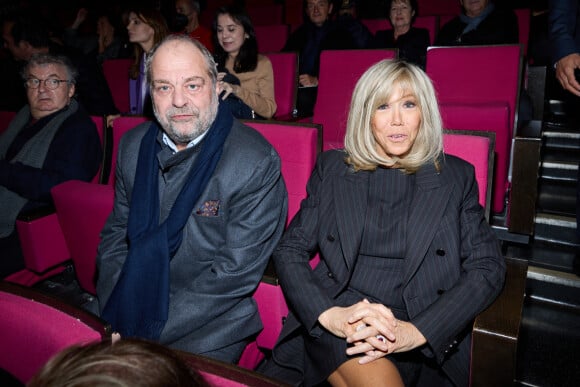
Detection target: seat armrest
<box><xmin>470</xmin><ymin>257</ymin><xmax>528</xmax><ymax>387</ymax></box>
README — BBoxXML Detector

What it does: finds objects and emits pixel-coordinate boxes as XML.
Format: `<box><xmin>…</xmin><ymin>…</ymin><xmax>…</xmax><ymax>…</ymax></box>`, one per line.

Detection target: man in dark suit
<box><xmin>93</xmin><ymin>35</ymin><xmax>287</xmax><ymax>363</ymax></box>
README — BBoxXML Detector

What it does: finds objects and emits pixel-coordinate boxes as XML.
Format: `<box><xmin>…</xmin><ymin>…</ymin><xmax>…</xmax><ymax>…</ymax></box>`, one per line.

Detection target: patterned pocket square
<box><xmin>196</xmin><ymin>200</ymin><xmax>220</xmax><ymax>217</ymax></box>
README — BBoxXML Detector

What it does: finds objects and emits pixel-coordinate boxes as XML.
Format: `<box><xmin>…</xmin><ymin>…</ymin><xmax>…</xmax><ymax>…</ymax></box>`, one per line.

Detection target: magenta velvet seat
<box><xmin>255</xmin><ymin>24</ymin><xmax>289</xmax><ymax>53</ymax></box>
<box><xmin>265</xmin><ymin>52</ymin><xmax>298</xmax><ymax>120</ymax></box>
<box><xmin>0</xmin><ymin>281</ymin><xmax>110</xmax><ymax>383</ymax></box>
<box><xmin>51</xmin><ymin>181</ymin><xmax>114</xmax><ymax>295</ymax></box>
<box><xmin>426</xmin><ymin>44</ymin><xmax>522</xmax><ymax>214</ymax></box>
<box><xmin>313</xmin><ymin>49</ymin><xmax>397</xmax><ymax>151</ymax></box>
<box><xmin>102</xmin><ymin>59</ymin><xmax>132</xmax><ymax>114</ymax></box>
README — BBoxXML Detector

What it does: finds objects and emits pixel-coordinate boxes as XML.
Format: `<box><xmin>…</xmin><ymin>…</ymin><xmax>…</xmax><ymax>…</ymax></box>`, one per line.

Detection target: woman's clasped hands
<box><xmin>318</xmin><ymin>299</ymin><xmax>427</xmax><ymax>365</ymax></box>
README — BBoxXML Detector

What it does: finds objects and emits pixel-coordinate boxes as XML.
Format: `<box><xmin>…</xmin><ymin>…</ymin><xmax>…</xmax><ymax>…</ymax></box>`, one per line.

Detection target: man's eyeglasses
<box><xmin>24</xmin><ymin>78</ymin><xmax>71</xmax><ymax>90</ymax></box>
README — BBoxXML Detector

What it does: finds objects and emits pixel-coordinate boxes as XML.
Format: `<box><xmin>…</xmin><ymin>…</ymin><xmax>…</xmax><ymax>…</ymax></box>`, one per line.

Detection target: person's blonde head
<box><xmin>344</xmin><ymin>59</ymin><xmax>443</xmax><ymax>173</ymax></box>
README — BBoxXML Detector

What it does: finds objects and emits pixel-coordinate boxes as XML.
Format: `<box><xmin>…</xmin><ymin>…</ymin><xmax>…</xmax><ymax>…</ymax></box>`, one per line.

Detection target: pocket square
<box><xmin>196</xmin><ymin>200</ymin><xmax>220</xmax><ymax>217</ymax></box>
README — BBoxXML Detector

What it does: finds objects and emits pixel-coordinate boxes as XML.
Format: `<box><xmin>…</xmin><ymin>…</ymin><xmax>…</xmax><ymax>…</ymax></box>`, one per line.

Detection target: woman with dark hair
<box><xmin>372</xmin><ymin>0</ymin><xmax>429</xmax><ymax>68</ymax></box>
<box><xmin>126</xmin><ymin>8</ymin><xmax>169</xmax><ymax>116</ymax></box>
<box><xmin>212</xmin><ymin>6</ymin><xmax>276</xmax><ymax>119</ymax></box>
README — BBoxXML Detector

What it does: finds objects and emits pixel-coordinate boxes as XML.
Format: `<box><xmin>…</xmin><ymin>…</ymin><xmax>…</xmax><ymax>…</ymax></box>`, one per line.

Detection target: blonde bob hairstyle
<box><xmin>344</xmin><ymin>59</ymin><xmax>443</xmax><ymax>174</ymax></box>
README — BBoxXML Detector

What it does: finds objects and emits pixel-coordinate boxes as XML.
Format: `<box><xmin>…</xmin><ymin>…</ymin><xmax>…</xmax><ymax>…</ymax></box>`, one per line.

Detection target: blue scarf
<box><xmin>460</xmin><ymin>3</ymin><xmax>495</xmax><ymax>34</ymax></box>
<box><xmin>102</xmin><ymin>103</ymin><xmax>233</xmax><ymax>340</ymax></box>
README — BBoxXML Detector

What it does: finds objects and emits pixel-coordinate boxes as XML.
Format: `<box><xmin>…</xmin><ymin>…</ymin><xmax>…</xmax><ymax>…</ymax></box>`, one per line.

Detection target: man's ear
<box><xmin>68</xmin><ymin>83</ymin><xmax>76</xmax><ymax>99</ymax></box>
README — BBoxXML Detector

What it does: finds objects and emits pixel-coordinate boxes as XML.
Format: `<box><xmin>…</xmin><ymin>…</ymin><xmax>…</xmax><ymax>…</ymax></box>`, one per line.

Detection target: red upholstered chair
<box><xmin>284</xmin><ymin>0</ymin><xmax>304</xmax><ymax>25</ymax></box>
<box><xmin>361</xmin><ymin>18</ymin><xmax>390</xmax><ymax>35</ymax></box>
<box><xmin>443</xmin><ymin>130</ymin><xmax>495</xmax><ymax>220</ymax></box>
<box><xmin>255</xmin><ymin>24</ymin><xmax>289</xmax><ymax>53</ymax></box>
<box><xmin>247</xmin><ymin>4</ymin><xmax>283</xmax><ymax>25</ymax></box>
<box><xmin>106</xmin><ymin>115</ymin><xmax>150</xmax><ymax>185</ymax></box>
<box><xmin>0</xmin><ymin>110</ymin><xmax>16</xmax><ymax>133</ymax></box>
<box><xmin>102</xmin><ymin>59</ymin><xmax>132</xmax><ymax>114</ymax></box>
<box><xmin>265</xmin><ymin>52</ymin><xmax>298</xmax><ymax>120</ymax></box>
<box><xmin>51</xmin><ymin>181</ymin><xmax>115</xmax><ymax>295</ymax></box>
<box><xmin>179</xmin><ymin>350</ymin><xmax>290</xmax><ymax>387</ymax></box>
<box><xmin>237</xmin><ymin>120</ymin><xmax>320</xmax><ymax>369</ymax></box>
<box><xmin>314</xmin><ymin>49</ymin><xmax>397</xmax><ymax>151</ymax></box>
<box><xmin>426</xmin><ymin>44</ymin><xmax>523</xmax><ymax>214</ymax></box>
<box><xmin>417</xmin><ymin>0</ymin><xmax>460</xmax><ymax>16</ymax></box>
<box><xmin>6</xmin><ymin>116</ymin><xmax>107</xmax><ymax>287</ymax></box>
<box><xmin>0</xmin><ymin>281</ymin><xmax>111</xmax><ymax>383</ymax></box>
<box><xmin>515</xmin><ymin>8</ymin><xmax>531</xmax><ymax>58</ymax></box>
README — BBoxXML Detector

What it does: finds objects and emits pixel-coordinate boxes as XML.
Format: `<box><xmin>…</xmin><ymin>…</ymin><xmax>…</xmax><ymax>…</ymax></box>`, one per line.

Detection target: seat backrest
<box><xmin>0</xmin><ymin>110</ymin><xmax>16</xmax><ymax>134</ymax></box>
<box><xmin>515</xmin><ymin>8</ymin><xmax>531</xmax><ymax>57</ymax></box>
<box><xmin>443</xmin><ymin>130</ymin><xmax>495</xmax><ymax>220</ymax></box>
<box><xmin>417</xmin><ymin>0</ymin><xmax>460</xmax><ymax>16</ymax></box>
<box><xmin>255</xmin><ymin>24</ymin><xmax>289</xmax><ymax>53</ymax></box>
<box><xmin>362</xmin><ymin>16</ymin><xmax>437</xmax><ymax>44</ymax></box>
<box><xmin>247</xmin><ymin>4</ymin><xmax>283</xmax><ymax>25</ymax></box>
<box><xmin>314</xmin><ymin>49</ymin><xmax>397</xmax><ymax>151</ymax></box>
<box><xmin>102</xmin><ymin>59</ymin><xmax>132</xmax><ymax>114</ymax></box>
<box><xmin>426</xmin><ymin>44</ymin><xmax>522</xmax><ymax>214</ymax></box>
<box><xmin>264</xmin><ymin>52</ymin><xmax>298</xmax><ymax>118</ymax></box>
<box><xmin>0</xmin><ymin>281</ymin><xmax>110</xmax><ymax>383</ymax></box>
<box><xmin>242</xmin><ymin>120</ymin><xmax>320</xmax><ymax>225</ymax></box>
<box><xmin>51</xmin><ymin>180</ymin><xmax>115</xmax><ymax>295</ymax></box>
<box><xmin>90</xmin><ymin>115</ymin><xmax>105</xmax><ymax>184</ymax></box>
<box><xmin>106</xmin><ymin>116</ymin><xmax>150</xmax><ymax>185</ymax></box>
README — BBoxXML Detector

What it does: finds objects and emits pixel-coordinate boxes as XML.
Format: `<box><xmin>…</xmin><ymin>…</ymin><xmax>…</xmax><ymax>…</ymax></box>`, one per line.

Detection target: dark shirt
<box><xmin>282</xmin><ymin>20</ymin><xmax>357</xmax><ymax>76</ymax></box>
<box><xmin>0</xmin><ymin>103</ymin><xmax>102</xmax><ymax>210</ymax></box>
<box><xmin>435</xmin><ymin>7</ymin><xmax>519</xmax><ymax>46</ymax></box>
<box><xmin>373</xmin><ymin>27</ymin><xmax>430</xmax><ymax>68</ymax></box>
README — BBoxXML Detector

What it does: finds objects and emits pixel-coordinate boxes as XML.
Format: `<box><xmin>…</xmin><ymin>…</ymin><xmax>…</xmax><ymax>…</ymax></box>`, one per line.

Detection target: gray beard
<box><xmin>154</xmin><ymin>92</ymin><xmax>219</xmax><ymax>146</ymax></box>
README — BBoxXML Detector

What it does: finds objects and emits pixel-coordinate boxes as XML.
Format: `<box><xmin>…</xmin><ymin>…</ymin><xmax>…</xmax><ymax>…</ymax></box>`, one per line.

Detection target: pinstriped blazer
<box><xmin>271</xmin><ymin>150</ymin><xmax>506</xmax><ymax>387</ymax></box>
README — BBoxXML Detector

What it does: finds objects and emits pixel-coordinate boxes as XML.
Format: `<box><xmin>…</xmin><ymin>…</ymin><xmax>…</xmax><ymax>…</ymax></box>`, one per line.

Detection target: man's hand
<box><xmin>298</xmin><ymin>74</ymin><xmax>318</xmax><ymax>87</ymax></box>
<box><xmin>556</xmin><ymin>53</ymin><xmax>580</xmax><ymax>96</ymax></box>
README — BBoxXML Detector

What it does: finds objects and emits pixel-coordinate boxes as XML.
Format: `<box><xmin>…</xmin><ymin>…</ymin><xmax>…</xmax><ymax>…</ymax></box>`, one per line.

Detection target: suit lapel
<box><xmin>403</xmin><ymin>162</ymin><xmax>452</xmax><ymax>286</ymax></box>
<box><xmin>333</xmin><ymin>168</ymin><xmax>369</xmax><ymax>271</ymax></box>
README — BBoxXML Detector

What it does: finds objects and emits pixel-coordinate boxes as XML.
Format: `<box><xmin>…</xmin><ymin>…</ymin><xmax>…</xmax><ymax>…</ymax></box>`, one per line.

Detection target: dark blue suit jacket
<box><xmin>549</xmin><ymin>0</ymin><xmax>580</xmax><ymax>64</ymax></box>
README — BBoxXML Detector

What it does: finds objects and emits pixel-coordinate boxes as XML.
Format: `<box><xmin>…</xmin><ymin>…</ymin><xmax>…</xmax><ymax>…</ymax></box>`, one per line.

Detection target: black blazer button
<box><xmin>327</xmin><ymin>272</ymin><xmax>334</xmax><ymax>278</ymax></box>
<box><xmin>327</xmin><ymin>234</ymin><xmax>335</xmax><ymax>242</ymax></box>
<box><xmin>437</xmin><ymin>289</ymin><xmax>445</xmax><ymax>295</ymax></box>
<box><xmin>436</xmin><ymin>249</ymin><xmax>445</xmax><ymax>256</ymax></box>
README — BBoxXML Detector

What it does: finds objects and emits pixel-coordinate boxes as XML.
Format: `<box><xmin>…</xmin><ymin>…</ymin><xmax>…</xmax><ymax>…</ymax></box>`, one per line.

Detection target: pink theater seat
<box><xmin>7</xmin><ymin>116</ymin><xmax>106</xmax><ymax>286</ymax></box>
<box><xmin>242</xmin><ymin>120</ymin><xmax>320</xmax><ymax>225</ymax></box>
<box><xmin>417</xmin><ymin>0</ymin><xmax>460</xmax><ymax>16</ymax></box>
<box><xmin>426</xmin><ymin>44</ymin><xmax>522</xmax><ymax>214</ymax></box>
<box><xmin>51</xmin><ymin>181</ymin><xmax>115</xmax><ymax>295</ymax></box>
<box><xmin>515</xmin><ymin>8</ymin><xmax>531</xmax><ymax>58</ymax></box>
<box><xmin>443</xmin><ymin>130</ymin><xmax>495</xmax><ymax>220</ymax></box>
<box><xmin>265</xmin><ymin>52</ymin><xmax>298</xmax><ymax>120</ymax></box>
<box><xmin>0</xmin><ymin>281</ymin><xmax>110</xmax><ymax>383</ymax></box>
<box><xmin>107</xmin><ymin>116</ymin><xmax>150</xmax><ymax>185</ymax></box>
<box><xmin>247</xmin><ymin>4</ymin><xmax>283</xmax><ymax>25</ymax></box>
<box><xmin>255</xmin><ymin>24</ymin><xmax>289</xmax><ymax>52</ymax></box>
<box><xmin>0</xmin><ymin>110</ymin><xmax>16</xmax><ymax>133</ymax></box>
<box><xmin>237</xmin><ymin>120</ymin><xmax>319</xmax><ymax>369</ymax></box>
<box><xmin>314</xmin><ymin>49</ymin><xmax>397</xmax><ymax>151</ymax></box>
<box><xmin>102</xmin><ymin>59</ymin><xmax>132</xmax><ymax>114</ymax></box>
<box><xmin>363</xmin><ymin>16</ymin><xmax>438</xmax><ymax>44</ymax></box>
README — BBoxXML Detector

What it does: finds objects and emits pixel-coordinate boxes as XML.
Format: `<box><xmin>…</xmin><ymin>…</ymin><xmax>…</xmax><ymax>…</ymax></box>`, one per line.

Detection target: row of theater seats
<box><xmin>1</xmin><ymin>112</ymin><xmax>528</xmax><ymax>385</ymax></box>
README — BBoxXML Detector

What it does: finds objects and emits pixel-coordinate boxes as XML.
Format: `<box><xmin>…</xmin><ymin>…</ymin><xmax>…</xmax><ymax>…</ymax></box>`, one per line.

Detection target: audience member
<box><xmin>548</xmin><ymin>0</ymin><xmax>580</xmax><ymax>240</ymax></box>
<box><xmin>28</xmin><ymin>338</ymin><xmax>209</xmax><ymax>387</ymax></box>
<box><xmin>372</xmin><ymin>0</ymin><xmax>429</xmax><ymax>68</ymax></box>
<box><xmin>435</xmin><ymin>0</ymin><xmax>518</xmax><ymax>46</ymax></box>
<box><xmin>212</xmin><ymin>5</ymin><xmax>276</xmax><ymax>119</ymax></box>
<box><xmin>1</xmin><ymin>13</ymin><xmax>119</xmax><ymax>116</ymax></box>
<box><xmin>282</xmin><ymin>0</ymin><xmax>357</xmax><ymax>117</ymax></box>
<box><xmin>63</xmin><ymin>8</ymin><xmax>132</xmax><ymax>65</ymax></box>
<box><xmin>335</xmin><ymin>0</ymin><xmax>373</xmax><ymax>49</ymax></box>
<box><xmin>175</xmin><ymin>0</ymin><xmax>213</xmax><ymax>52</ymax></box>
<box><xmin>93</xmin><ymin>35</ymin><xmax>287</xmax><ymax>364</ymax></box>
<box><xmin>0</xmin><ymin>53</ymin><xmax>102</xmax><ymax>278</ymax></box>
<box><xmin>126</xmin><ymin>8</ymin><xmax>169</xmax><ymax>116</ymax></box>
<box><xmin>261</xmin><ymin>60</ymin><xmax>506</xmax><ymax>387</ymax></box>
